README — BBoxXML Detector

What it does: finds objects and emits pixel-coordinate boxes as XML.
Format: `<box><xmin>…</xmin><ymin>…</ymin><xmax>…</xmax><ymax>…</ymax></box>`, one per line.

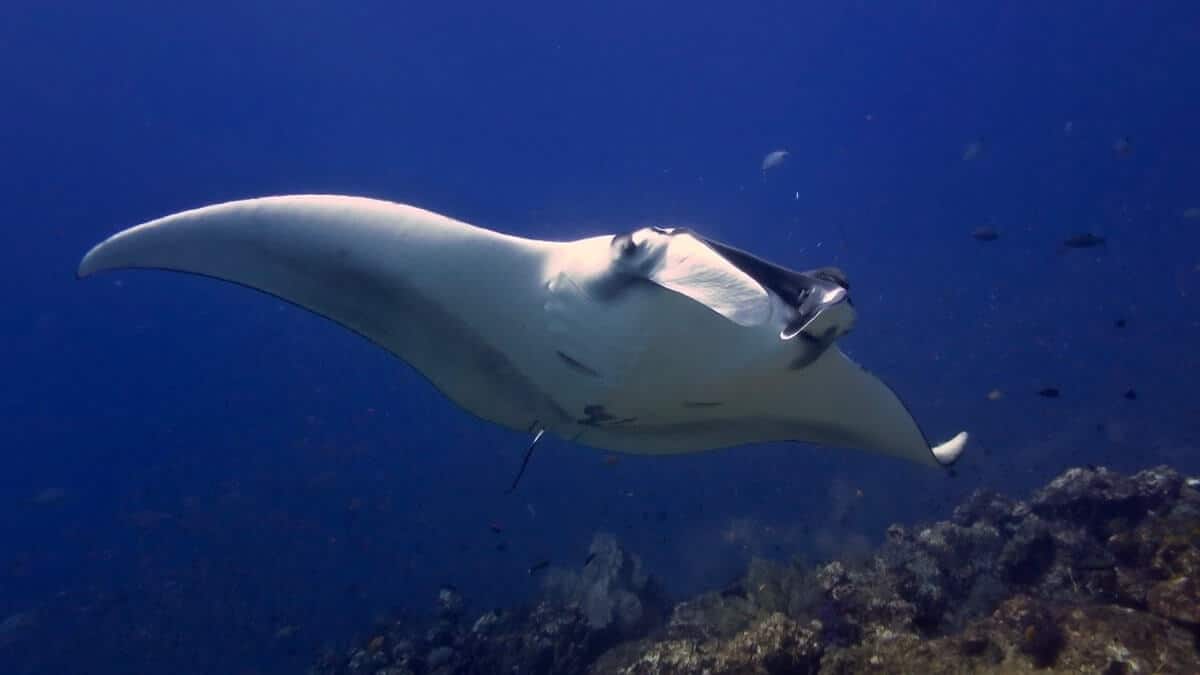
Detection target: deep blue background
<box><xmin>2</xmin><ymin>2</ymin><xmax>1198</xmax><ymax>672</ymax></box>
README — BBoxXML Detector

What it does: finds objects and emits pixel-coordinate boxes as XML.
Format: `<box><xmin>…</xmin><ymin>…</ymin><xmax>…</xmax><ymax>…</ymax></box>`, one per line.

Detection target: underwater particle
<box><xmin>1038</xmin><ymin>387</ymin><xmax>1060</xmax><ymax>398</ymax></box>
<box><xmin>603</xmin><ymin>454</ymin><xmax>620</xmax><ymax>467</ymax></box>
<box><xmin>1183</xmin><ymin>207</ymin><xmax>1200</xmax><ymax>220</ymax></box>
<box><xmin>488</xmin><ymin>522</ymin><xmax>503</xmax><ymax>534</ymax></box>
<box><xmin>972</xmin><ymin>226</ymin><xmax>999</xmax><ymax>241</ymax></box>
<box><xmin>527</xmin><ymin>560</ymin><xmax>550</xmax><ymax>575</ymax></box>
<box><xmin>1123</xmin><ymin>389</ymin><xmax>1138</xmax><ymax>401</ymax></box>
<box><xmin>1114</xmin><ymin>318</ymin><xmax>1127</xmax><ymax>329</ymax></box>
<box><xmin>1112</xmin><ymin>136</ymin><xmax>1133</xmax><ymax>157</ymax></box>
<box><xmin>1064</xmin><ymin>120</ymin><xmax>1074</xmax><ymax>135</ymax></box>
<box><xmin>126</xmin><ymin>510</ymin><xmax>174</xmax><ymax>529</ymax></box>
<box><xmin>987</xmin><ymin>388</ymin><xmax>1004</xmax><ymax>401</ymax></box>
<box><xmin>962</xmin><ymin>139</ymin><xmax>984</xmax><ymax>160</ymax></box>
<box><xmin>761</xmin><ymin>149</ymin><xmax>789</xmax><ymax>173</ymax></box>
<box><xmin>273</xmin><ymin>625</ymin><xmax>299</xmax><ymax>640</ymax></box>
<box><xmin>1062</xmin><ymin>233</ymin><xmax>1106</xmax><ymax>248</ymax></box>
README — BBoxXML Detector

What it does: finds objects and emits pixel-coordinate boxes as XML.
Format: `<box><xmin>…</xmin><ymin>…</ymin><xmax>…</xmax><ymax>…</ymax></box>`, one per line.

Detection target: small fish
<box><xmin>1114</xmin><ymin>318</ymin><xmax>1127</xmax><ymax>329</ymax></box>
<box><xmin>761</xmin><ymin>149</ymin><xmax>789</xmax><ymax>173</ymax></box>
<box><xmin>584</xmin><ymin>553</ymin><xmax>596</xmax><ymax>567</ymax></box>
<box><xmin>1123</xmin><ymin>389</ymin><xmax>1138</xmax><ymax>401</ymax></box>
<box><xmin>972</xmin><ymin>226</ymin><xmax>999</xmax><ymax>242</ymax></box>
<box><xmin>1038</xmin><ymin>387</ymin><xmax>1061</xmax><ymax>398</ymax></box>
<box><xmin>495</xmin><ymin>542</ymin><xmax>508</xmax><ymax>552</ymax></box>
<box><xmin>1062</xmin><ymin>233</ymin><xmax>1105</xmax><ymax>249</ymax></box>
<box><xmin>602</xmin><ymin>455</ymin><xmax>620</xmax><ymax>467</ymax></box>
<box><xmin>962</xmin><ymin>139</ymin><xmax>984</xmax><ymax>161</ymax></box>
<box><xmin>986</xmin><ymin>388</ymin><xmax>1004</xmax><ymax>401</ymax></box>
<box><xmin>488</xmin><ymin>522</ymin><xmax>504</xmax><ymax>534</ymax></box>
<box><xmin>32</xmin><ymin>488</ymin><xmax>66</xmax><ymax>505</ymax></box>
<box><xmin>1112</xmin><ymin>137</ymin><xmax>1133</xmax><ymax>157</ymax></box>
<box><xmin>527</xmin><ymin>560</ymin><xmax>550</xmax><ymax>576</ymax></box>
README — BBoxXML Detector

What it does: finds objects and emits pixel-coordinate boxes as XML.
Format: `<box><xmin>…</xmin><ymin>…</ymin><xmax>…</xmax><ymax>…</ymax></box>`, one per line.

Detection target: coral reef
<box><xmin>311</xmin><ymin>465</ymin><xmax>1200</xmax><ymax>675</ymax></box>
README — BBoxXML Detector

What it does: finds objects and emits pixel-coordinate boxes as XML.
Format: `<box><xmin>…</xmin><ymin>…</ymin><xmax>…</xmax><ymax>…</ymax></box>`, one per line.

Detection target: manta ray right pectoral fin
<box><xmin>793</xmin><ymin>348</ymin><xmax>969</xmax><ymax>468</ymax></box>
<box><xmin>505</xmin><ymin>425</ymin><xmax>545</xmax><ymax>494</ymax></box>
<box><xmin>930</xmin><ymin>431</ymin><xmax>969</xmax><ymax>466</ymax></box>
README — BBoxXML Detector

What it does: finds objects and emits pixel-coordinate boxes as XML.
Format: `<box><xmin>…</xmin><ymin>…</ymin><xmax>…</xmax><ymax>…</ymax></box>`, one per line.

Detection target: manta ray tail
<box><xmin>506</xmin><ymin>427</ymin><xmax>545</xmax><ymax>494</ymax></box>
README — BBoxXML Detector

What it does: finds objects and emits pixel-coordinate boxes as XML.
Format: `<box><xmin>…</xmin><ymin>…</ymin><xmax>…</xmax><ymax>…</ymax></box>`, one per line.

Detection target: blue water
<box><xmin>3</xmin><ymin>2</ymin><xmax>1199</xmax><ymax>672</ymax></box>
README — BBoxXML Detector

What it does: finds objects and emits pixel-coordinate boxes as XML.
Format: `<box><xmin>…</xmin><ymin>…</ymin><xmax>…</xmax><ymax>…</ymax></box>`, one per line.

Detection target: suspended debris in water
<box><xmin>1038</xmin><ymin>387</ymin><xmax>1061</xmax><ymax>398</ymax></box>
<box><xmin>1062</xmin><ymin>233</ymin><xmax>1106</xmax><ymax>249</ymax></box>
<box><xmin>527</xmin><ymin>560</ymin><xmax>550</xmax><ymax>576</ymax></box>
<box><xmin>1183</xmin><ymin>207</ymin><xmax>1200</xmax><ymax>220</ymax></box>
<box><xmin>1064</xmin><ymin>121</ymin><xmax>1074</xmax><ymax>135</ymax></box>
<box><xmin>987</xmin><ymin>389</ymin><xmax>1004</xmax><ymax>401</ymax></box>
<box><xmin>761</xmin><ymin>149</ymin><xmax>789</xmax><ymax>173</ymax></box>
<box><xmin>962</xmin><ymin>139</ymin><xmax>985</xmax><ymax>160</ymax></box>
<box><xmin>1112</xmin><ymin>137</ymin><xmax>1133</xmax><ymax>157</ymax></box>
<box><xmin>972</xmin><ymin>226</ymin><xmax>999</xmax><ymax>242</ymax></box>
<box><xmin>1123</xmin><ymin>389</ymin><xmax>1138</xmax><ymax>401</ymax></box>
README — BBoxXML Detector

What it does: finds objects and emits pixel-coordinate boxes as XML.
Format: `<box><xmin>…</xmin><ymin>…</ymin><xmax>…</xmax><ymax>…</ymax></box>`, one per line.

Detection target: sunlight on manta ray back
<box><xmin>78</xmin><ymin>195</ymin><xmax>967</xmax><ymax>470</ymax></box>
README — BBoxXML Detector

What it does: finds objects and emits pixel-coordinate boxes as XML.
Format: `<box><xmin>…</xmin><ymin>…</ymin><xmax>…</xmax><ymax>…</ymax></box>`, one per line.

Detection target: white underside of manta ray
<box><xmin>78</xmin><ymin>195</ymin><xmax>968</xmax><ymax>470</ymax></box>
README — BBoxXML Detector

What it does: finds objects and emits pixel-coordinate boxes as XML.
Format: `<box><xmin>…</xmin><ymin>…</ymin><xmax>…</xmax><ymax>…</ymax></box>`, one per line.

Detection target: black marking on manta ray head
<box><xmin>682</xmin><ymin>400</ymin><xmax>724</xmax><ymax>408</ymax></box>
<box><xmin>556</xmin><ymin>351</ymin><xmax>601</xmax><ymax>377</ymax></box>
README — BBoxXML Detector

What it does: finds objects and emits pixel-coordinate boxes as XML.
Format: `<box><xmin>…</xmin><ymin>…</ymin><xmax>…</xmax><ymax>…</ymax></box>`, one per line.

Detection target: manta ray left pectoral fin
<box><xmin>505</xmin><ymin>425</ymin><xmax>546</xmax><ymax>494</ymax></box>
<box><xmin>648</xmin><ymin>232</ymin><xmax>771</xmax><ymax>327</ymax></box>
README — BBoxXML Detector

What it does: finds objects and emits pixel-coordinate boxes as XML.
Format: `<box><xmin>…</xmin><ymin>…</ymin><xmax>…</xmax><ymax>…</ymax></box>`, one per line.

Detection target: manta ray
<box><xmin>78</xmin><ymin>195</ymin><xmax>967</xmax><ymax>484</ymax></box>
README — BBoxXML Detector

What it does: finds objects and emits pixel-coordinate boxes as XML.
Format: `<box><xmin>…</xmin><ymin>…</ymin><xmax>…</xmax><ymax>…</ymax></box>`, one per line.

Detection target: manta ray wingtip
<box><xmin>77</xmin><ymin>238</ymin><xmax>115</xmax><ymax>279</ymax></box>
<box><xmin>931</xmin><ymin>431</ymin><xmax>968</xmax><ymax>466</ymax></box>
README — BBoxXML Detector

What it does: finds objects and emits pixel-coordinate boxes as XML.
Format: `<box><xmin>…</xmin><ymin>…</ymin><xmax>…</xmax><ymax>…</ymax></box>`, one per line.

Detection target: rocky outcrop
<box><xmin>312</xmin><ymin>465</ymin><xmax>1200</xmax><ymax>675</ymax></box>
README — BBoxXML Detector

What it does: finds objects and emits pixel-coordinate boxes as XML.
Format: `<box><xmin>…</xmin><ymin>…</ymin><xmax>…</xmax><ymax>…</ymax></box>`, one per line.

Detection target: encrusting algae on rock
<box><xmin>312</xmin><ymin>465</ymin><xmax>1200</xmax><ymax>675</ymax></box>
